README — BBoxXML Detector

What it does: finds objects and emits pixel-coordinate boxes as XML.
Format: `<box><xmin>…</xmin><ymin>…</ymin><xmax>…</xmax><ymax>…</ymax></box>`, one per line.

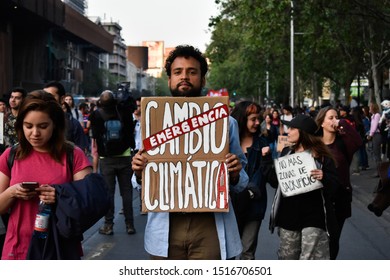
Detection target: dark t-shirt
<box><xmin>89</xmin><ymin>104</ymin><xmax>134</xmax><ymax>156</ymax></box>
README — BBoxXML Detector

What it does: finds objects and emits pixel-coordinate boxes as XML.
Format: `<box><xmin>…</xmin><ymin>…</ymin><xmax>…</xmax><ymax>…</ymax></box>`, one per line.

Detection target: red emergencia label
<box><xmin>143</xmin><ymin>104</ymin><xmax>229</xmax><ymax>151</ymax></box>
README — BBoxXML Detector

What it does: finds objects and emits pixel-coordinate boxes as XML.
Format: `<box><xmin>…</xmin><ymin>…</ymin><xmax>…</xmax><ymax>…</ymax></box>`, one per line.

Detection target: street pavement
<box><xmin>81</xmin><ymin>156</ymin><xmax>390</xmax><ymax>260</ymax></box>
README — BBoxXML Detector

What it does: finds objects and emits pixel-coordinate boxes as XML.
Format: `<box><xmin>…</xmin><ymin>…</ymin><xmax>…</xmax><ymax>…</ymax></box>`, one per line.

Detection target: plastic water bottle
<box><xmin>33</xmin><ymin>201</ymin><xmax>51</xmax><ymax>239</ymax></box>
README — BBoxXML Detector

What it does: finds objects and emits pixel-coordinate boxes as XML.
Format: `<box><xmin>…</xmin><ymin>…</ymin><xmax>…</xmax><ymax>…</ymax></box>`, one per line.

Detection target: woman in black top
<box><xmin>270</xmin><ymin>114</ymin><xmax>340</xmax><ymax>260</ymax></box>
<box><xmin>315</xmin><ymin>106</ymin><xmax>362</xmax><ymax>259</ymax></box>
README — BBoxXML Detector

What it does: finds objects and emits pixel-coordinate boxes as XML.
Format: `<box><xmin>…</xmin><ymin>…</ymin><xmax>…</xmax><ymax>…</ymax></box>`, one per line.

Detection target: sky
<box><xmin>87</xmin><ymin>0</ymin><xmax>220</xmax><ymax>52</ymax></box>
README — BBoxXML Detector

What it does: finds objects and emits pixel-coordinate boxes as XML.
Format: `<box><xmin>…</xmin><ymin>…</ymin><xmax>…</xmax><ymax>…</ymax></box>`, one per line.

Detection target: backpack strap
<box><xmin>65</xmin><ymin>144</ymin><xmax>74</xmax><ymax>175</ymax></box>
<box><xmin>7</xmin><ymin>144</ymin><xmax>18</xmax><ymax>171</ymax></box>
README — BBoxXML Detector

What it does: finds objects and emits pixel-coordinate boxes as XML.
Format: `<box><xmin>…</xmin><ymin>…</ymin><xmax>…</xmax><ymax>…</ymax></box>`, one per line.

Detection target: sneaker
<box><xmin>119</xmin><ymin>208</ymin><xmax>124</xmax><ymax>215</ymax></box>
<box><xmin>126</xmin><ymin>224</ymin><xmax>136</xmax><ymax>235</ymax></box>
<box><xmin>99</xmin><ymin>223</ymin><xmax>114</xmax><ymax>235</ymax></box>
<box><xmin>351</xmin><ymin>172</ymin><xmax>360</xmax><ymax>176</ymax></box>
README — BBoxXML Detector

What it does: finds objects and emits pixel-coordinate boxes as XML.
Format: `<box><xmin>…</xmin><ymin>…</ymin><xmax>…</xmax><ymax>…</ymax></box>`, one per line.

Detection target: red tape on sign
<box><xmin>143</xmin><ymin>104</ymin><xmax>229</xmax><ymax>151</ymax></box>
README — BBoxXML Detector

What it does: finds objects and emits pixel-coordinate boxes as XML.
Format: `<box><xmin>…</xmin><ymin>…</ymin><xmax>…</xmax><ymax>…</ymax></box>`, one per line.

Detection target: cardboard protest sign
<box><xmin>276</xmin><ymin>135</ymin><xmax>293</xmax><ymax>152</ymax></box>
<box><xmin>141</xmin><ymin>96</ymin><xmax>230</xmax><ymax>212</ymax></box>
<box><xmin>274</xmin><ymin>150</ymin><xmax>323</xmax><ymax>197</ymax></box>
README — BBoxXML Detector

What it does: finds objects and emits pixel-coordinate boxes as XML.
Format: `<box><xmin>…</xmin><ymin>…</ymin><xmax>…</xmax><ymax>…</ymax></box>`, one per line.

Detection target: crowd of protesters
<box><xmin>0</xmin><ymin>44</ymin><xmax>388</xmax><ymax>261</ymax></box>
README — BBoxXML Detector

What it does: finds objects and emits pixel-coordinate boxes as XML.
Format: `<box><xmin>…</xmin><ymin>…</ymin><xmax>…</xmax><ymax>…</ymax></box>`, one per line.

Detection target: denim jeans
<box><xmin>99</xmin><ymin>156</ymin><xmax>133</xmax><ymax>226</ymax></box>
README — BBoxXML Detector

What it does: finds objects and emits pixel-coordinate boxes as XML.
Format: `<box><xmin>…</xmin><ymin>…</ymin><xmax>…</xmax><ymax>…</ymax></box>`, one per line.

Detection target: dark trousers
<box><xmin>381</xmin><ymin>134</ymin><xmax>390</xmax><ymax>160</ymax></box>
<box><xmin>329</xmin><ymin>215</ymin><xmax>346</xmax><ymax>260</ymax></box>
<box><xmin>359</xmin><ymin>143</ymin><xmax>369</xmax><ymax>168</ymax></box>
<box><xmin>100</xmin><ymin>156</ymin><xmax>134</xmax><ymax>226</ymax></box>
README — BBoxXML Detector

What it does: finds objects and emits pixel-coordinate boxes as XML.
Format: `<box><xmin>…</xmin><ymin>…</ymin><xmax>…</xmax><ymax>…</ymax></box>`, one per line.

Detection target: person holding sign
<box><xmin>315</xmin><ymin>106</ymin><xmax>362</xmax><ymax>259</ymax></box>
<box><xmin>270</xmin><ymin>114</ymin><xmax>340</xmax><ymax>260</ymax></box>
<box><xmin>230</xmin><ymin>101</ymin><xmax>275</xmax><ymax>260</ymax></box>
<box><xmin>132</xmin><ymin>45</ymin><xmax>249</xmax><ymax>260</ymax></box>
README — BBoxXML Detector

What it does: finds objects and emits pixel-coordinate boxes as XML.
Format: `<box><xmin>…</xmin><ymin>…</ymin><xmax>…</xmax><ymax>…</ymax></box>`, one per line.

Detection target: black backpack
<box><xmin>96</xmin><ymin>107</ymin><xmax>128</xmax><ymax>156</ymax></box>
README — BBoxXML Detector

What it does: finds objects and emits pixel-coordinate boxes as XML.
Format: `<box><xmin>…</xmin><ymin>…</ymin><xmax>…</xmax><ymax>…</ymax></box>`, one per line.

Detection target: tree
<box><xmin>207</xmin><ymin>1</ymin><xmax>294</xmax><ymax>104</ymax></box>
<box><xmin>82</xmin><ymin>68</ymin><xmax>121</xmax><ymax>96</ymax></box>
<box><xmin>155</xmin><ymin>71</ymin><xmax>170</xmax><ymax>96</ymax></box>
<box><xmin>207</xmin><ymin>0</ymin><xmax>390</xmax><ymax>108</ymax></box>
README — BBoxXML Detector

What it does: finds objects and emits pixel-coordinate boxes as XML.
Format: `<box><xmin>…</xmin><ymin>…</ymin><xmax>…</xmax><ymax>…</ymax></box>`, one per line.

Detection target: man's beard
<box><xmin>170</xmin><ymin>84</ymin><xmax>202</xmax><ymax>97</ymax></box>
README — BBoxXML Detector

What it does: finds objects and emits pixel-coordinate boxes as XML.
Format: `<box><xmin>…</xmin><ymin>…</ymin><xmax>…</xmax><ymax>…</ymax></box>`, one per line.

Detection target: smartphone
<box><xmin>21</xmin><ymin>182</ymin><xmax>39</xmax><ymax>191</ymax></box>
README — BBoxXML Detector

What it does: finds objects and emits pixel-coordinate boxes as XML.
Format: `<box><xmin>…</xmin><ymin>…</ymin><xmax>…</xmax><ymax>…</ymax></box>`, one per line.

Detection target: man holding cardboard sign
<box><xmin>132</xmin><ymin>45</ymin><xmax>248</xmax><ymax>260</ymax></box>
<box><xmin>140</xmin><ymin>96</ymin><xmax>231</xmax><ymax>212</ymax></box>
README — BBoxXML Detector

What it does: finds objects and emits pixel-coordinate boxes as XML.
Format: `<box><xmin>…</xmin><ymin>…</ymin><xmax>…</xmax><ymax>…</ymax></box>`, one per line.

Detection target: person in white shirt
<box><xmin>280</xmin><ymin>105</ymin><xmax>294</xmax><ymax>135</ymax></box>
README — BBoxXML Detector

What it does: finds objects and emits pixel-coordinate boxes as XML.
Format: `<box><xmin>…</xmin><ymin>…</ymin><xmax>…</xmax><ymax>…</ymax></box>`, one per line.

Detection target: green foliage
<box><xmin>82</xmin><ymin>69</ymin><xmax>122</xmax><ymax>96</ymax></box>
<box><xmin>82</xmin><ymin>68</ymin><xmax>106</xmax><ymax>96</ymax></box>
<box><xmin>155</xmin><ymin>71</ymin><xmax>170</xmax><ymax>96</ymax></box>
<box><xmin>207</xmin><ymin>0</ymin><xmax>390</xmax><ymax>106</ymax></box>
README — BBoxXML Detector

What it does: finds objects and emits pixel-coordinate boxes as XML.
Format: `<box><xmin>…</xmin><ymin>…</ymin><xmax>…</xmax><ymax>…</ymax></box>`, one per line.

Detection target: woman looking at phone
<box><xmin>0</xmin><ymin>90</ymin><xmax>91</xmax><ymax>260</ymax></box>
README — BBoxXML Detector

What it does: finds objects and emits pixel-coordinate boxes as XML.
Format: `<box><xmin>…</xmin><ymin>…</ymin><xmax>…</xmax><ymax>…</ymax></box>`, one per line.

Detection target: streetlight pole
<box><xmin>290</xmin><ymin>0</ymin><xmax>294</xmax><ymax>107</ymax></box>
<box><xmin>266</xmin><ymin>71</ymin><xmax>269</xmax><ymax>99</ymax></box>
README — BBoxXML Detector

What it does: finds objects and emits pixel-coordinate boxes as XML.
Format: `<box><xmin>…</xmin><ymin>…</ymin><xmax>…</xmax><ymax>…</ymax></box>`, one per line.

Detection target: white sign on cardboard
<box><xmin>141</xmin><ymin>96</ymin><xmax>230</xmax><ymax>212</ymax></box>
<box><xmin>274</xmin><ymin>150</ymin><xmax>323</xmax><ymax>197</ymax></box>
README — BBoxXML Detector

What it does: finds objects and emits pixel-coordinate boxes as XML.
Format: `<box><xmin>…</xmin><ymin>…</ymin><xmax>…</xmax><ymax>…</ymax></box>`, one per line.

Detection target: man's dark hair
<box><xmin>11</xmin><ymin>87</ymin><xmax>27</xmax><ymax>98</ymax></box>
<box><xmin>44</xmin><ymin>81</ymin><xmax>66</xmax><ymax>99</ymax></box>
<box><xmin>164</xmin><ymin>45</ymin><xmax>208</xmax><ymax>78</ymax></box>
<box><xmin>79</xmin><ymin>102</ymin><xmax>89</xmax><ymax>111</ymax></box>
<box><xmin>61</xmin><ymin>100</ymin><xmax>72</xmax><ymax>114</ymax></box>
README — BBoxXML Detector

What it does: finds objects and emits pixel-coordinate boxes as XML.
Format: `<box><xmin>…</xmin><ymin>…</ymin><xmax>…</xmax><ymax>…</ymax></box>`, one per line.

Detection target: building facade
<box><xmin>0</xmin><ymin>0</ymin><xmax>113</xmax><ymax>96</ymax></box>
<box><xmin>62</xmin><ymin>0</ymin><xmax>87</xmax><ymax>15</ymax></box>
<box><xmin>100</xmin><ymin>21</ymin><xmax>127</xmax><ymax>83</ymax></box>
<box><xmin>142</xmin><ymin>41</ymin><xmax>165</xmax><ymax>78</ymax></box>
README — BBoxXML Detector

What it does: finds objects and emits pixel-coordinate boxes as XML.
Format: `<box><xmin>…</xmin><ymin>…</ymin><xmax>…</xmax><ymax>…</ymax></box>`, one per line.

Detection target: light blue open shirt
<box><xmin>135</xmin><ymin>116</ymin><xmax>248</xmax><ymax>260</ymax></box>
